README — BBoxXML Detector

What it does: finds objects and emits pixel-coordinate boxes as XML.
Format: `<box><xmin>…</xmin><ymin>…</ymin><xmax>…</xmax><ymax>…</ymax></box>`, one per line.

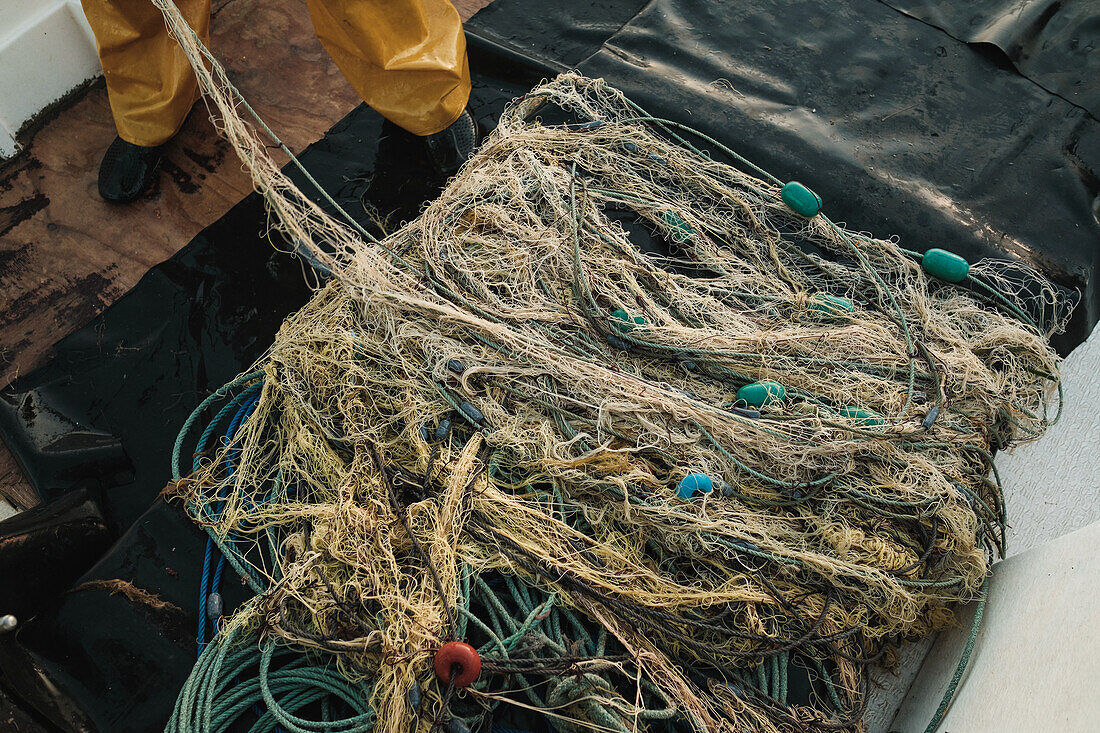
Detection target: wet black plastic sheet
<box><xmin>467</xmin><ymin>0</ymin><xmax>650</xmax><ymax>69</ymax></box>
<box><xmin>573</xmin><ymin>0</ymin><xmax>1100</xmax><ymax>352</ymax></box>
<box><xmin>880</xmin><ymin>0</ymin><xmax>1100</xmax><ymax>117</ymax></box>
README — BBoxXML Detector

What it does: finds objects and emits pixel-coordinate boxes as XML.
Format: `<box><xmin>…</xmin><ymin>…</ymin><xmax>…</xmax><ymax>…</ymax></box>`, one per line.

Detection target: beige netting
<box><xmin>153</xmin><ymin>3</ymin><xmax>1068</xmax><ymax>732</ymax></box>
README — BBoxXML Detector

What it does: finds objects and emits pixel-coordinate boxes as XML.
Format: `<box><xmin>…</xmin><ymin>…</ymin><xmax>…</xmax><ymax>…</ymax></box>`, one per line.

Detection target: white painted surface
<box><xmin>995</xmin><ymin>327</ymin><xmax>1100</xmax><ymax>554</ymax></box>
<box><xmin>865</xmin><ymin>326</ymin><xmax>1100</xmax><ymax>732</ymax></box>
<box><xmin>0</xmin><ymin>0</ymin><xmax>101</xmax><ymax>157</ymax></box>
<box><xmin>892</xmin><ymin>519</ymin><xmax>1100</xmax><ymax>732</ymax></box>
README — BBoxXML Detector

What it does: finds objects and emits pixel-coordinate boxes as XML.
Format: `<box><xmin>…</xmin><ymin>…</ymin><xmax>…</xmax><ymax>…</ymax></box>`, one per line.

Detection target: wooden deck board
<box><xmin>0</xmin><ymin>0</ymin><xmax>491</xmax><ymax>510</ymax></box>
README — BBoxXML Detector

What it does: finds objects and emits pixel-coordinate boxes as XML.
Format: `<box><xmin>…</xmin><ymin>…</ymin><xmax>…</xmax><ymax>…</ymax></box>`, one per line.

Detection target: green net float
<box><xmin>662</xmin><ymin>210</ymin><xmax>695</xmax><ymax>243</ymax></box>
<box><xmin>781</xmin><ymin>181</ymin><xmax>822</xmax><ymax>218</ymax></box>
<box><xmin>736</xmin><ymin>380</ymin><xmax>785</xmax><ymax>408</ymax></box>
<box><xmin>809</xmin><ymin>293</ymin><xmax>854</xmax><ymax>317</ymax></box>
<box><xmin>921</xmin><ymin>248</ymin><xmax>969</xmax><ymax>283</ymax></box>
<box><xmin>611</xmin><ymin>308</ymin><xmax>646</xmax><ymax>333</ymax></box>
<box><xmin>840</xmin><ymin>406</ymin><xmax>884</xmax><ymax>426</ymax></box>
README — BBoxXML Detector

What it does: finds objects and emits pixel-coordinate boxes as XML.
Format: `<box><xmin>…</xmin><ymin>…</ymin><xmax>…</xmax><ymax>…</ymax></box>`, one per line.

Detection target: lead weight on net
<box><xmin>731</xmin><ymin>406</ymin><xmax>761</xmax><ymax>420</ymax></box>
<box><xmin>921</xmin><ymin>406</ymin><xmax>940</xmax><ymax>430</ymax></box>
<box><xmin>459</xmin><ymin>402</ymin><xmax>484</xmax><ymax>425</ymax></box>
<box><xmin>407</xmin><ymin>683</ymin><xmax>422</xmax><ymax>709</ymax></box>
<box><xmin>434</xmin><ymin>418</ymin><xmax>452</xmax><ymax>442</ymax></box>
<box><xmin>606</xmin><ymin>334</ymin><xmax>630</xmax><ymax>350</ymax></box>
<box><xmin>206</xmin><ymin>593</ymin><xmax>224</xmax><ymax>621</ymax></box>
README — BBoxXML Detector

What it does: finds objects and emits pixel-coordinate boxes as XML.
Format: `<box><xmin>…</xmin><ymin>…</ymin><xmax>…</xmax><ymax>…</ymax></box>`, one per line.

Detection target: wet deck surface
<box><xmin>0</xmin><ymin>0</ymin><xmax>490</xmax><ymax>509</ymax></box>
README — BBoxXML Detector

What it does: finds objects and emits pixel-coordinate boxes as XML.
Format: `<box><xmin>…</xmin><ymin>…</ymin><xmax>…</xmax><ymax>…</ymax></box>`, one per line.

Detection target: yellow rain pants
<box><xmin>79</xmin><ymin>0</ymin><xmax>471</xmax><ymax>147</ymax></box>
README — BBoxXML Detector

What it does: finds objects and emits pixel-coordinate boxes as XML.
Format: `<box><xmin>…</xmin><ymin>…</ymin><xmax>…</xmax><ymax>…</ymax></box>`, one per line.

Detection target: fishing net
<box><xmin>152</xmin><ymin>2</ymin><xmax>1070</xmax><ymax>732</ymax></box>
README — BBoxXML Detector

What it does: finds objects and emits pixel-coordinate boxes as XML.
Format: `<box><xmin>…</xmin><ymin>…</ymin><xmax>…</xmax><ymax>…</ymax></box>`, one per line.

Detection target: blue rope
<box><xmin>195</xmin><ymin>382</ymin><xmax>265</xmax><ymax>656</ymax></box>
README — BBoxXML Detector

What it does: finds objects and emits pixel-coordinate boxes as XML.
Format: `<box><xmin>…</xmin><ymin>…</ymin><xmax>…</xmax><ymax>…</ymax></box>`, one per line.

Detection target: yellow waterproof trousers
<box><xmin>80</xmin><ymin>0</ymin><xmax>471</xmax><ymax>146</ymax></box>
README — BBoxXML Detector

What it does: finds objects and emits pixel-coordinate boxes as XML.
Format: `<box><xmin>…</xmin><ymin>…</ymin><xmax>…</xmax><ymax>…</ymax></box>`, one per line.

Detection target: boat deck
<box><xmin>0</xmin><ymin>0</ymin><xmax>490</xmax><ymax>510</ymax></box>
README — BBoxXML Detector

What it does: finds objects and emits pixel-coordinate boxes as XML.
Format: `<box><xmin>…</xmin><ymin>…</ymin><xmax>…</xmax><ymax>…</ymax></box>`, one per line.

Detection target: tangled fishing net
<box><xmin>154</xmin><ymin>3</ymin><xmax>1071</xmax><ymax>732</ymax></box>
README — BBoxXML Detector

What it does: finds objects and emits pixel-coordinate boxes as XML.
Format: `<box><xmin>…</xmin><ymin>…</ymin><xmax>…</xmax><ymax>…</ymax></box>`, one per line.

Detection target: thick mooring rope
<box><xmin>152</xmin><ymin>2</ymin><xmax>1069</xmax><ymax>732</ymax></box>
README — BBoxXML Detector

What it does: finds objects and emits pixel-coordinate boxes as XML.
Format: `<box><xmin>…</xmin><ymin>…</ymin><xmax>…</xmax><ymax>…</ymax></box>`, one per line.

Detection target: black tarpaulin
<box><xmin>880</xmin><ymin>0</ymin><xmax>1100</xmax><ymax>117</ymax></box>
<box><xmin>466</xmin><ymin>0</ymin><xmax>650</xmax><ymax>69</ymax></box>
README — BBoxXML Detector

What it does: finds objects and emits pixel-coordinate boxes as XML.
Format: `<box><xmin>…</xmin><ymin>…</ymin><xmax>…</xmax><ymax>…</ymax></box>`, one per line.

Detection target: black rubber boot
<box><xmin>97</xmin><ymin>136</ymin><xmax>164</xmax><ymax>203</ymax></box>
<box><xmin>424</xmin><ymin>109</ymin><xmax>477</xmax><ymax>177</ymax></box>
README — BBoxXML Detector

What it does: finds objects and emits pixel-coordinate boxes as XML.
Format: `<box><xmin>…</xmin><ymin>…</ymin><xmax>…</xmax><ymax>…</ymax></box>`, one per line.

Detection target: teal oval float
<box><xmin>840</xmin><ymin>406</ymin><xmax>884</xmax><ymax>426</ymax></box>
<box><xmin>737</xmin><ymin>381</ymin><xmax>785</xmax><ymax>408</ymax></box>
<box><xmin>611</xmin><ymin>308</ymin><xmax>646</xmax><ymax>333</ymax></box>
<box><xmin>677</xmin><ymin>472</ymin><xmax>713</xmax><ymax>499</ymax></box>
<box><xmin>662</xmin><ymin>211</ymin><xmax>695</xmax><ymax>243</ymax></box>
<box><xmin>921</xmin><ymin>248</ymin><xmax>969</xmax><ymax>283</ymax></box>
<box><xmin>809</xmin><ymin>293</ymin><xmax>854</xmax><ymax>317</ymax></box>
<box><xmin>781</xmin><ymin>181</ymin><xmax>822</xmax><ymax>218</ymax></box>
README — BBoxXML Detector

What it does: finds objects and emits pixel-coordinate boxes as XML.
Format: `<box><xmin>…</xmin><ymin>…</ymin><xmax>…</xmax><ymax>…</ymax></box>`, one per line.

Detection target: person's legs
<box><xmin>81</xmin><ymin>0</ymin><xmax>211</xmax><ymax>200</ymax></box>
<box><xmin>307</xmin><ymin>0</ymin><xmax>476</xmax><ymax>174</ymax></box>
<box><xmin>82</xmin><ymin>0</ymin><xmax>211</xmax><ymax>146</ymax></box>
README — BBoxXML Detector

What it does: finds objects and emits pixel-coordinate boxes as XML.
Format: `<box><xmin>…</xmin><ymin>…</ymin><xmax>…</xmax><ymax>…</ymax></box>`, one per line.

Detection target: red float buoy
<box><xmin>433</xmin><ymin>641</ymin><xmax>481</xmax><ymax>687</ymax></box>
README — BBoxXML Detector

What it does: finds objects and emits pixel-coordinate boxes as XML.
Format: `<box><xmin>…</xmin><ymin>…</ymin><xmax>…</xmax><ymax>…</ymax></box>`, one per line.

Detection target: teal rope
<box><xmin>923</xmin><ymin>577</ymin><xmax>988</xmax><ymax>733</ymax></box>
<box><xmin>168</xmin><ymin>624</ymin><xmax>375</xmax><ymax>733</ymax></box>
<box><xmin>173</xmin><ymin>370</ymin><xmax>266</xmax><ymax>481</ymax></box>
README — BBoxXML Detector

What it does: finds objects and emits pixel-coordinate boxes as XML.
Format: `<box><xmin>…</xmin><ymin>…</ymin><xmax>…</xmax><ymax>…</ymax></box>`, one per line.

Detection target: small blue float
<box><xmin>921</xmin><ymin>405</ymin><xmax>940</xmax><ymax>430</ymax></box>
<box><xmin>606</xmin><ymin>334</ymin><xmax>631</xmax><ymax>350</ymax></box>
<box><xmin>434</xmin><ymin>418</ymin><xmax>452</xmax><ymax>442</ymax></box>
<box><xmin>677</xmin><ymin>472</ymin><xmax>714</xmax><ymax>499</ymax></box>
